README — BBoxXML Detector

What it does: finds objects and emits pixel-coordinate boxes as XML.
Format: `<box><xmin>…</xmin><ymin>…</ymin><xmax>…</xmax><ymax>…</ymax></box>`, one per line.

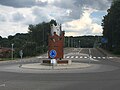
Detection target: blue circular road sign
<box><xmin>49</xmin><ymin>50</ymin><xmax>57</xmax><ymax>58</ymax></box>
<box><xmin>101</xmin><ymin>38</ymin><xmax>108</xmax><ymax>43</ymax></box>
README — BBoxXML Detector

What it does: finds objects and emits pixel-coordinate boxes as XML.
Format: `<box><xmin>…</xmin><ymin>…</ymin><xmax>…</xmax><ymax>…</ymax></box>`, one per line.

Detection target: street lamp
<box><xmin>11</xmin><ymin>43</ymin><xmax>14</xmax><ymax>60</ymax></box>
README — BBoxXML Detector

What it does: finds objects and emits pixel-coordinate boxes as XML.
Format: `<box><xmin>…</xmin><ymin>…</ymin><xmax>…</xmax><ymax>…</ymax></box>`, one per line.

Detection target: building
<box><xmin>0</xmin><ymin>47</ymin><xmax>12</xmax><ymax>58</ymax></box>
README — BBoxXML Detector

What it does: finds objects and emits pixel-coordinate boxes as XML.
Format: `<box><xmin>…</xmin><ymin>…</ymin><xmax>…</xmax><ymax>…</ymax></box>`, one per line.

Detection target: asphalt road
<box><xmin>0</xmin><ymin>48</ymin><xmax>120</xmax><ymax>90</ymax></box>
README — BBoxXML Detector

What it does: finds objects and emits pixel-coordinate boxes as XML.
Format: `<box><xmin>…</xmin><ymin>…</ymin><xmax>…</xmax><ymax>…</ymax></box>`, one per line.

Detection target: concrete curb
<box><xmin>21</xmin><ymin>62</ymin><xmax>92</xmax><ymax>70</ymax></box>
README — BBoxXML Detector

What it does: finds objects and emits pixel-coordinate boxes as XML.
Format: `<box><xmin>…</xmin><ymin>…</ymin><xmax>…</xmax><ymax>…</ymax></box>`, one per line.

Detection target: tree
<box><xmin>102</xmin><ymin>0</ymin><xmax>120</xmax><ymax>53</ymax></box>
<box><xmin>28</xmin><ymin>22</ymin><xmax>50</xmax><ymax>46</ymax></box>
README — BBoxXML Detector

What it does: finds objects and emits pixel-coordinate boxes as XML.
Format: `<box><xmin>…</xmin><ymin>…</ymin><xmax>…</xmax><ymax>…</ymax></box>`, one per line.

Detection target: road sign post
<box><xmin>51</xmin><ymin>59</ymin><xmax>57</xmax><ymax>69</ymax></box>
<box><xmin>49</xmin><ymin>50</ymin><xmax>57</xmax><ymax>69</ymax></box>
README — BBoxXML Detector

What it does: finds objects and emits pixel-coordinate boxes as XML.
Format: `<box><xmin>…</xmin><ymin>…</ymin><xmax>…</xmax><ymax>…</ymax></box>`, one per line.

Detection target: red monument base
<box><xmin>42</xmin><ymin>59</ymin><xmax>71</xmax><ymax>65</ymax></box>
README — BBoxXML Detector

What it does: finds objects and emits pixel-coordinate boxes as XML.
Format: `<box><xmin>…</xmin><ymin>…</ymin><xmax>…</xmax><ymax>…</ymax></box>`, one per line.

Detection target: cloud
<box><xmin>91</xmin><ymin>24</ymin><xmax>102</xmax><ymax>35</ymax></box>
<box><xmin>63</xmin><ymin>8</ymin><xmax>103</xmax><ymax>36</ymax></box>
<box><xmin>0</xmin><ymin>0</ymin><xmax>111</xmax><ymax>21</ymax></box>
<box><xmin>0</xmin><ymin>14</ymin><xmax>6</xmax><ymax>22</ymax></box>
<box><xmin>0</xmin><ymin>0</ymin><xmax>47</xmax><ymax>8</ymax></box>
<box><xmin>0</xmin><ymin>22</ymin><xmax>28</xmax><ymax>37</ymax></box>
<box><xmin>0</xmin><ymin>0</ymin><xmax>112</xmax><ymax>37</ymax></box>
<box><xmin>11</xmin><ymin>12</ymin><xmax>25</xmax><ymax>22</ymax></box>
<box><xmin>52</xmin><ymin>0</ymin><xmax>112</xmax><ymax>19</ymax></box>
<box><xmin>31</xmin><ymin>5</ymin><xmax>75</xmax><ymax>24</ymax></box>
<box><xmin>74</xmin><ymin>0</ymin><xmax>111</xmax><ymax>10</ymax></box>
<box><xmin>52</xmin><ymin>0</ymin><xmax>83</xmax><ymax>20</ymax></box>
<box><xmin>0</xmin><ymin>0</ymin><xmax>111</xmax><ymax>22</ymax></box>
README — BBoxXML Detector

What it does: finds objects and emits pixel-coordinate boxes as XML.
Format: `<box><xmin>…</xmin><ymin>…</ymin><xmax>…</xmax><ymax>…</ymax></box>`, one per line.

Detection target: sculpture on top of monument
<box><xmin>50</xmin><ymin>24</ymin><xmax>62</xmax><ymax>36</ymax></box>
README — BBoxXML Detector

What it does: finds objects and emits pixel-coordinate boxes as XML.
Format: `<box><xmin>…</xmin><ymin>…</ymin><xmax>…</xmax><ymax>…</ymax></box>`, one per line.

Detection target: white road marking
<box><xmin>84</xmin><ymin>56</ymin><xmax>88</xmax><ymax>59</ymax></box>
<box><xmin>109</xmin><ymin>57</ymin><xmax>113</xmax><ymax>59</ymax></box>
<box><xmin>89</xmin><ymin>56</ymin><xmax>92</xmax><ymax>59</ymax></box>
<box><xmin>66</xmin><ymin>56</ymin><xmax>70</xmax><ymax>58</ymax></box>
<box><xmin>80</xmin><ymin>56</ymin><xmax>83</xmax><ymax>58</ymax></box>
<box><xmin>93</xmin><ymin>57</ymin><xmax>96</xmax><ymax>59</ymax></box>
<box><xmin>71</xmin><ymin>56</ymin><xmax>74</xmax><ymax>58</ymax></box>
<box><xmin>102</xmin><ymin>57</ymin><xmax>106</xmax><ymax>59</ymax></box>
<box><xmin>0</xmin><ymin>84</ymin><xmax>5</xmax><ymax>87</ymax></box>
<box><xmin>75</xmin><ymin>56</ymin><xmax>78</xmax><ymax>58</ymax></box>
<box><xmin>37</xmin><ymin>56</ymin><xmax>42</xmax><ymax>58</ymax></box>
<box><xmin>79</xmin><ymin>48</ymin><xmax>83</xmax><ymax>53</ymax></box>
<box><xmin>98</xmin><ymin>57</ymin><xmax>101</xmax><ymax>59</ymax></box>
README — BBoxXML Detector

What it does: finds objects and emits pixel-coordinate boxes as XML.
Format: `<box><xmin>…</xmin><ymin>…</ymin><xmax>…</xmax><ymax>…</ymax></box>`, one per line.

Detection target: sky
<box><xmin>0</xmin><ymin>0</ymin><xmax>112</xmax><ymax>37</ymax></box>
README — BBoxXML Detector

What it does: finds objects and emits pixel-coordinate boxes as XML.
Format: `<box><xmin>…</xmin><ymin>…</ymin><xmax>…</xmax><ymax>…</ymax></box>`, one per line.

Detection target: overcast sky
<box><xmin>0</xmin><ymin>0</ymin><xmax>112</xmax><ymax>37</ymax></box>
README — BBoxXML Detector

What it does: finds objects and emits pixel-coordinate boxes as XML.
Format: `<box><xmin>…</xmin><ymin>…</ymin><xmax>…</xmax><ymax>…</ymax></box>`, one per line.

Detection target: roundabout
<box><xmin>0</xmin><ymin>48</ymin><xmax>120</xmax><ymax>90</ymax></box>
<box><xmin>0</xmin><ymin>60</ymin><xmax>118</xmax><ymax>74</ymax></box>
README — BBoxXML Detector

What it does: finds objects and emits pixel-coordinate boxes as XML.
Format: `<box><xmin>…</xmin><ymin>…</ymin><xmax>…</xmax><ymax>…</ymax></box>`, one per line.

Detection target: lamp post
<box><xmin>11</xmin><ymin>43</ymin><xmax>14</xmax><ymax>60</ymax></box>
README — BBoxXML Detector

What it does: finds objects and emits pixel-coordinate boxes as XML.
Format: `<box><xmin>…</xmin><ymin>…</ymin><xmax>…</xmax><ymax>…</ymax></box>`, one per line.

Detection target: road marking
<box><xmin>102</xmin><ymin>57</ymin><xmax>106</xmax><ymax>59</ymax></box>
<box><xmin>98</xmin><ymin>57</ymin><xmax>101</xmax><ymax>59</ymax></box>
<box><xmin>84</xmin><ymin>56</ymin><xmax>88</xmax><ymax>59</ymax></box>
<box><xmin>71</xmin><ymin>56</ymin><xmax>74</xmax><ymax>58</ymax></box>
<box><xmin>37</xmin><ymin>56</ymin><xmax>42</xmax><ymax>58</ymax></box>
<box><xmin>79</xmin><ymin>48</ymin><xmax>83</xmax><ymax>53</ymax></box>
<box><xmin>109</xmin><ymin>57</ymin><xmax>113</xmax><ymax>59</ymax></box>
<box><xmin>75</xmin><ymin>56</ymin><xmax>78</xmax><ymax>58</ymax></box>
<box><xmin>65</xmin><ymin>55</ymin><xmax>108</xmax><ymax>60</ymax></box>
<box><xmin>66</xmin><ymin>56</ymin><xmax>70</xmax><ymax>58</ymax></box>
<box><xmin>80</xmin><ymin>56</ymin><xmax>83</xmax><ymax>58</ymax></box>
<box><xmin>0</xmin><ymin>84</ymin><xmax>5</xmax><ymax>87</ymax></box>
<box><xmin>93</xmin><ymin>57</ymin><xmax>96</xmax><ymax>59</ymax></box>
<box><xmin>37</xmin><ymin>56</ymin><xmax>48</xmax><ymax>59</ymax></box>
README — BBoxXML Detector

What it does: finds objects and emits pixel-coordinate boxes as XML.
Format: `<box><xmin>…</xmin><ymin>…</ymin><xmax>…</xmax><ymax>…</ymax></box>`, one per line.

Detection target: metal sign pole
<box><xmin>51</xmin><ymin>59</ymin><xmax>56</xmax><ymax>69</ymax></box>
<box><xmin>51</xmin><ymin>59</ymin><xmax>53</xmax><ymax>69</ymax></box>
<box><xmin>49</xmin><ymin>50</ymin><xmax>57</xmax><ymax>69</ymax></box>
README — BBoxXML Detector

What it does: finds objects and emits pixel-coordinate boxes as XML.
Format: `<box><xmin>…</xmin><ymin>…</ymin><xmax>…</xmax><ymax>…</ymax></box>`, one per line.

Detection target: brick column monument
<box><xmin>42</xmin><ymin>23</ymin><xmax>71</xmax><ymax>65</ymax></box>
<box><xmin>48</xmin><ymin>24</ymin><xmax>64</xmax><ymax>60</ymax></box>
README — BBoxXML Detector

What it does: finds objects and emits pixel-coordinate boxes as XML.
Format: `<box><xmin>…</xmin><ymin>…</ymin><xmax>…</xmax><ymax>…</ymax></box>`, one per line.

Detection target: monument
<box><xmin>42</xmin><ymin>22</ymin><xmax>71</xmax><ymax>65</ymax></box>
<box><xmin>48</xmin><ymin>23</ymin><xmax>64</xmax><ymax>60</ymax></box>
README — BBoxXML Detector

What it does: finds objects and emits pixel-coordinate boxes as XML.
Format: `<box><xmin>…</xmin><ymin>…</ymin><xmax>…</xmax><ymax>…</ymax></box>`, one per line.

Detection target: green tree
<box><xmin>28</xmin><ymin>22</ymin><xmax>50</xmax><ymax>46</ymax></box>
<box><xmin>28</xmin><ymin>20</ymin><xmax>57</xmax><ymax>52</ymax></box>
<box><xmin>102</xmin><ymin>0</ymin><xmax>120</xmax><ymax>53</ymax></box>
